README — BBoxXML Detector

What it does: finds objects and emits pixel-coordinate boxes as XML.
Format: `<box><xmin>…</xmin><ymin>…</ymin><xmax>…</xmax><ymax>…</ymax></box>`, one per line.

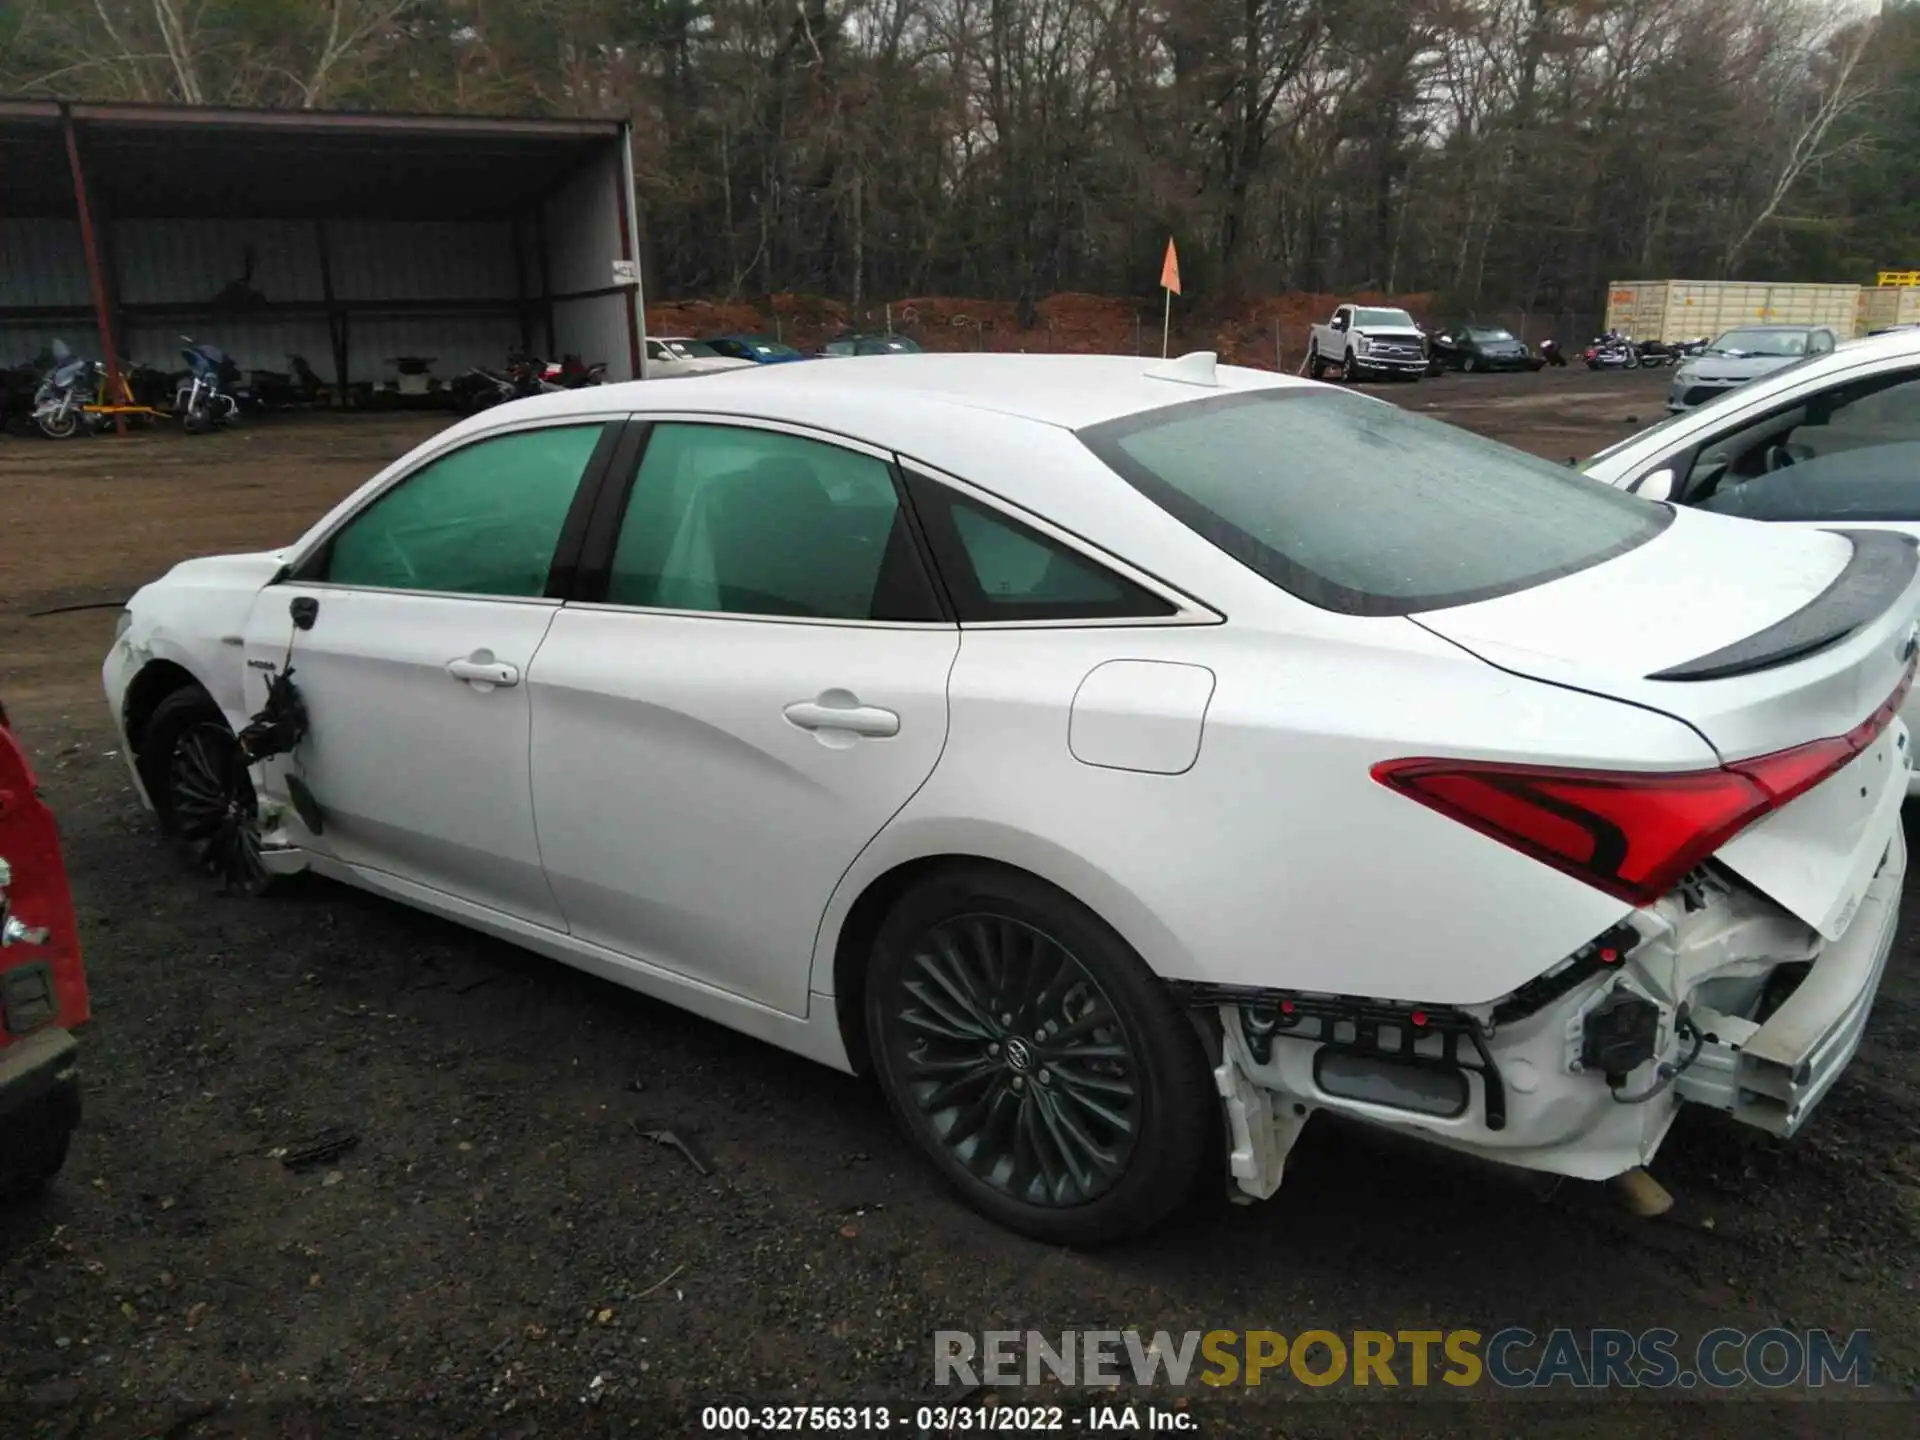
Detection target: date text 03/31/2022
<box><xmin>700</xmin><ymin>1405</ymin><xmax>1195</xmax><ymax>1433</ymax></box>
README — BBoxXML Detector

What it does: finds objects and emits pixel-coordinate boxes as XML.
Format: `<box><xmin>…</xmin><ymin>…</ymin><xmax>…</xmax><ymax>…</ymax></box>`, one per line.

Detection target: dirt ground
<box><xmin>1</xmin><ymin>367</ymin><xmax>1915</xmax><ymax>1438</ymax></box>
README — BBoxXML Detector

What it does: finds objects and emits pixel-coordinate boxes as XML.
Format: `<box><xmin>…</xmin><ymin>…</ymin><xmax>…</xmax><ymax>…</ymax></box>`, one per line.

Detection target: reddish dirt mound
<box><xmin>645</xmin><ymin>300</ymin><xmax>765</xmax><ymax>341</ymax></box>
<box><xmin>648</xmin><ymin>291</ymin><xmax>1433</xmax><ymax>366</ymax></box>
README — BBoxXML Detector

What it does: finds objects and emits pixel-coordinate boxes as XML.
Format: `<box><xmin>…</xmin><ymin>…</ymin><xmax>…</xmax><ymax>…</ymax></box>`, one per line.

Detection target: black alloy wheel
<box><xmin>143</xmin><ymin>687</ymin><xmax>273</xmax><ymax>895</ymax></box>
<box><xmin>866</xmin><ymin>866</ymin><xmax>1214</xmax><ymax>1246</ymax></box>
<box><xmin>892</xmin><ymin>913</ymin><xmax>1139</xmax><ymax>1206</ymax></box>
<box><xmin>169</xmin><ymin>721</ymin><xmax>269</xmax><ymax>892</ymax></box>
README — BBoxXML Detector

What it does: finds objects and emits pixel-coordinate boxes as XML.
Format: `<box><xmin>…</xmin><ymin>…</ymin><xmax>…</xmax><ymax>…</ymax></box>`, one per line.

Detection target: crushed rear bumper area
<box><xmin>1675</xmin><ymin>825</ymin><xmax>1902</xmax><ymax>1135</ymax></box>
<box><xmin>1182</xmin><ymin>823</ymin><xmax>1903</xmax><ymax>1200</ymax></box>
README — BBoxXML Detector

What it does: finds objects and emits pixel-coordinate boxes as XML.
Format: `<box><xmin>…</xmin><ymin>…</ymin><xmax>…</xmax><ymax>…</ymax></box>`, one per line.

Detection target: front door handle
<box><xmin>784</xmin><ymin>693</ymin><xmax>900</xmax><ymax>738</ymax></box>
<box><xmin>447</xmin><ymin>652</ymin><xmax>520</xmax><ymax>690</ymax></box>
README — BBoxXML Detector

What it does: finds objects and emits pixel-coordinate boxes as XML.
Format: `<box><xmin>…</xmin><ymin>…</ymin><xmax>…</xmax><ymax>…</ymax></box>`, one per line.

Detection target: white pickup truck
<box><xmin>1306</xmin><ymin>304</ymin><xmax>1429</xmax><ymax>381</ymax></box>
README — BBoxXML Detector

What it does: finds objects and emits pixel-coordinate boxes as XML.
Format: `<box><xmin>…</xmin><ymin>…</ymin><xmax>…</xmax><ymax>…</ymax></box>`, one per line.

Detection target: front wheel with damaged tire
<box><xmin>139</xmin><ymin>687</ymin><xmax>273</xmax><ymax>895</ymax></box>
<box><xmin>864</xmin><ymin>865</ymin><xmax>1214</xmax><ymax>1246</ymax></box>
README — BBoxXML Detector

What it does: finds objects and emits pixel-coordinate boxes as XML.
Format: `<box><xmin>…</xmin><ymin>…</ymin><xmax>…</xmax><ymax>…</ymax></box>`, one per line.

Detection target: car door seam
<box><xmin>522</xmin><ymin>605</ymin><xmax>574</xmax><ymax>933</ymax></box>
<box><xmin>805</xmin><ymin>625</ymin><xmax>965</xmax><ymax>1013</ymax></box>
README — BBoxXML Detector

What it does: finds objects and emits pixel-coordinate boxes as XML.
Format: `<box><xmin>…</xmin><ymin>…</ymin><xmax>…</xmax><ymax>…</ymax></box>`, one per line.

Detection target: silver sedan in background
<box><xmin>1669</xmin><ymin>324</ymin><xmax>1839</xmax><ymax>411</ymax></box>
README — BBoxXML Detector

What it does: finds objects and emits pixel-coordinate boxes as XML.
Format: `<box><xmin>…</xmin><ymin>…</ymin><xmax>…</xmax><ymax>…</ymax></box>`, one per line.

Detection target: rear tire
<box><xmin>0</xmin><ymin>1097</ymin><xmax>77</xmax><ymax>1201</ymax></box>
<box><xmin>864</xmin><ymin>865</ymin><xmax>1214</xmax><ymax>1246</ymax></box>
<box><xmin>1306</xmin><ymin>346</ymin><xmax>1325</xmax><ymax>380</ymax></box>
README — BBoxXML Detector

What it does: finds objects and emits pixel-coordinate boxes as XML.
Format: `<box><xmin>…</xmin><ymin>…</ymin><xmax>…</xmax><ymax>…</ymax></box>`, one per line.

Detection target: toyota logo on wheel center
<box><xmin>1003</xmin><ymin>1037</ymin><xmax>1033</xmax><ymax>1072</ymax></box>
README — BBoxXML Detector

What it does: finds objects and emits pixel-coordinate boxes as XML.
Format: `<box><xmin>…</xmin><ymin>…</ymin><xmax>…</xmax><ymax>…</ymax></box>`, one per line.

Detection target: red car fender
<box><xmin>0</xmin><ymin>710</ymin><xmax>89</xmax><ymax>1041</ymax></box>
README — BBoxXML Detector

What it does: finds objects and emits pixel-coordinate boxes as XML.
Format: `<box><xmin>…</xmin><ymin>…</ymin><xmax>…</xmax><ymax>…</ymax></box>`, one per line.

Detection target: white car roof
<box><xmin>508</xmin><ymin>352</ymin><xmax>1308</xmax><ymax>434</ymax></box>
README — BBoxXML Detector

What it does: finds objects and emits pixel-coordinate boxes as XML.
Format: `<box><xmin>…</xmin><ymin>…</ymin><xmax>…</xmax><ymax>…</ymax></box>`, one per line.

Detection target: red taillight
<box><xmin>1374</xmin><ymin>663</ymin><xmax>1913</xmax><ymax>907</ymax></box>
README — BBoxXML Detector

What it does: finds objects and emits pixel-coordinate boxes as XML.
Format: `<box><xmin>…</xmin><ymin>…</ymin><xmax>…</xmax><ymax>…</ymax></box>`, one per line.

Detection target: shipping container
<box><xmin>1604</xmin><ymin>280</ymin><xmax>1862</xmax><ymax>343</ymax></box>
<box><xmin>1859</xmin><ymin>286</ymin><xmax>1920</xmax><ymax>334</ymax></box>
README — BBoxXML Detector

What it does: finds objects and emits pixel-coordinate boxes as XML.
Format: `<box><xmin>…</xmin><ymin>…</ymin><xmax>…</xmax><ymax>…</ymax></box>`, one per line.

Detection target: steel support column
<box><xmin>59</xmin><ymin>105</ymin><xmax>124</xmax><ymax>434</ymax></box>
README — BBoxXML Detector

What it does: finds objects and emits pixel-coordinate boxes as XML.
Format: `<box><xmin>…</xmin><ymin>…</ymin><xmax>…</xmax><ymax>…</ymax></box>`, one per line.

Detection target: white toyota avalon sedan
<box><xmin>104</xmin><ymin>352</ymin><xmax>1912</xmax><ymax>1244</ymax></box>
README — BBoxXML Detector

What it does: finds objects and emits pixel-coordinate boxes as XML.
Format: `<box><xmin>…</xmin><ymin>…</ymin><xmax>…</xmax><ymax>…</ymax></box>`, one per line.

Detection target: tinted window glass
<box><xmin>323</xmin><ymin>423</ymin><xmax>606</xmax><ymax>596</ymax></box>
<box><xmin>1696</xmin><ymin>445</ymin><xmax>1920</xmax><ymax>521</ymax></box>
<box><xmin>1081</xmin><ymin>389</ymin><xmax>1670</xmax><ymax>616</ymax></box>
<box><xmin>605</xmin><ymin>424</ymin><xmax>940</xmax><ymax>621</ymax></box>
<box><xmin>1355</xmin><ymin>308</ymin><xmax>1417</xmax><ymax>327</ymax></box>
<box><xmin>1686</xmin><ymin>370</ymin><xmax>1920</xmax><ymax>520</ymax></box>
<box><xmin>905</xmin><ymin>474</ymin><xmax>1175</xmax><ymax>622</ymax></box>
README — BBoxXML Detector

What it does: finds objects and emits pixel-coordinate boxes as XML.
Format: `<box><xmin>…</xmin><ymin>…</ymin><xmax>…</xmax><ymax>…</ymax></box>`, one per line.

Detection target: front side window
<box><xmin>1688</xmin><ymin>369</ymin><xmax>1920</xmax><ymax>521</ymax></box>
<box><xmin>604</xmin><ymin>424</ymin><xmax>941</xmax><ymax>621</ymax></box>
<box><xmin>1081</xmin><ymin>389</ymin><xmax>1670</xmax><ymax>616</ymax></box>
<box><xmin>320</xmin><ymin>423</ymin><xmax>608</xmax><ymax>596</ymax></box>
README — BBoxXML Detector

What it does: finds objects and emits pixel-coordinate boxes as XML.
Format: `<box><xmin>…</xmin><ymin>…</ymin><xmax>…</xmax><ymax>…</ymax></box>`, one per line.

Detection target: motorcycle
<box><xmin>1676</xmin><ymin>335</ymin><xmax>1710</xmax><ymax>357</ymax></box>
<box><xmin>451</xmin><ymin>364</ymin><xmax>520</xmax><ymax>413</ymax></box>
<box><xmin>542</xmin><ymin>354</ymin><xmax>607</xmax><ymax>389</ymax></box>
<box><xmin>174</xmin><ymin>336</ymin><xmax>244</xmax><ymax>433</ymax></box>
<box><xmin>1583</xmin><ymin>331</ymin><xmax>1640</xmax><ymax>370</ymax></box>
<box><xmin>30</xmin><ymin>340</ymin><xmax>102</xmax><ymax>439</ymax></box>
<box><xmin>1633</xmin><ymin>338</ymin><xmax>1684</xmax><ymax>368</ymax></box>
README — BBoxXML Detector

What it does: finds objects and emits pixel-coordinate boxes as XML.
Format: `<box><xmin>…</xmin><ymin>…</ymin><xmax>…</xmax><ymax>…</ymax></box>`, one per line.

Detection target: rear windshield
<box><xmin>1079</xmin><ymin>389</ymin><xmax>1672</xmax><ymax>616</ymax></box>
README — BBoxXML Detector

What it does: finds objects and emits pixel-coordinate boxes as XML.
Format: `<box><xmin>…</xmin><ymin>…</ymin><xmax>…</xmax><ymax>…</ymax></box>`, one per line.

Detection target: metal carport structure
<box><xmin>0</xmin><ymin>100</ymin><xmax>646</xmax><ymax>419</ymax></box>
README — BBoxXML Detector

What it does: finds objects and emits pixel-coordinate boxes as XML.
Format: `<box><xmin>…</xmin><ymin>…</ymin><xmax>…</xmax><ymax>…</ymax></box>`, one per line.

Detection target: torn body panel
<box><xmin>1196</xmin><ymin>825</ymin><xmax>1903</xmax><ymax>1197</ymax></box>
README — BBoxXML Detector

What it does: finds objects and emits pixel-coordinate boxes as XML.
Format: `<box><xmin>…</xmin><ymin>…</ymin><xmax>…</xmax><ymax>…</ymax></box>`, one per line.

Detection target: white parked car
<box><xmin>643</xmin><ymin>336</ymin><xmax>754</xmax><ymax>380</ymax></box>
<box><xmin>104</xmin><ymin>353</ymin><xmax>1911</xmax><ymax>1244</ymax></box>
<box><xmin>1586</xmin><ymin>326</ymin><xmax>1920</xmax><ymax>790</ymax></box>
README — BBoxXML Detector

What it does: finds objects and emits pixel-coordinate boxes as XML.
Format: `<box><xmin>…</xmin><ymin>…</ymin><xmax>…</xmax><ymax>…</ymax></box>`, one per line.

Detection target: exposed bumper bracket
<box><xmin>1674</xmin><ymin>828</ymin><xmax>1902</xmax><ymax>1135</ymax></box>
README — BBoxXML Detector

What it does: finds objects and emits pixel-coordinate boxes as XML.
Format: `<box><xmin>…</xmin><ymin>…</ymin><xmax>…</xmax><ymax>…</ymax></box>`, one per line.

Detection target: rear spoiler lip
<box><xmin>1647</xmin><ymin>530</ymin><xmax>1920</xmax><ymax>682</ymax></box>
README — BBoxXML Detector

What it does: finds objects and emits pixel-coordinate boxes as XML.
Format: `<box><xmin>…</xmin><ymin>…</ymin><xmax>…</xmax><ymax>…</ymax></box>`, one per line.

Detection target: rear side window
<box><xmin>1080</xmin><ymin>389</ymin><xmax>1670</xmax><ymax>615</ymax></box>
<box><xmin>605</xmin><ymin>423</ymin><xmax>942</xmax><ymax>621</ymax></box>
<box><xmin>903</xmin><ymin>472</ymin><xmax>1174</xmax><ymax>622</ymax></box>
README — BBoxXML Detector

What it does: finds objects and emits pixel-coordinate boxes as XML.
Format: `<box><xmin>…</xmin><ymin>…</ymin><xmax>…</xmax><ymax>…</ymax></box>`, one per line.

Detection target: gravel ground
<box><xmin>1</xmin><ymin>368</ymin><xmax>1915</xmax><ymax>1438</ymax></box>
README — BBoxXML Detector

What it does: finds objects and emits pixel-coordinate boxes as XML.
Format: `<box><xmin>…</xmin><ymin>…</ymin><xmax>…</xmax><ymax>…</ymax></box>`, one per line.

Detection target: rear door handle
<box><xmin>447</xmin><ymin>653</ymin><xmax>520</xmax><ymax>689</ymax></box>
<box><xmin>784</xmin><ymin>695</ymin><xmax>900</xmax><ymax>738</ymax></box>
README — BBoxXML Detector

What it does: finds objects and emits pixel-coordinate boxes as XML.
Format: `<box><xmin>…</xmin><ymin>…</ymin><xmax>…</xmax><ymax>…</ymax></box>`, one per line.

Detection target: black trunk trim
<box><xmin>1648</xmin><ymin>530</ymin><xmax>1919</xmax><ymax>682</ymax></box>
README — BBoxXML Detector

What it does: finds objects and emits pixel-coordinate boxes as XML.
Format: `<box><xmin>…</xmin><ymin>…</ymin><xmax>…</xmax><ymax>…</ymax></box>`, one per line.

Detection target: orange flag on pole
<box><xmin>1160</xmin><ymin>238</ymin><xmax>1182</xmax><ymax>296</ymax></box>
